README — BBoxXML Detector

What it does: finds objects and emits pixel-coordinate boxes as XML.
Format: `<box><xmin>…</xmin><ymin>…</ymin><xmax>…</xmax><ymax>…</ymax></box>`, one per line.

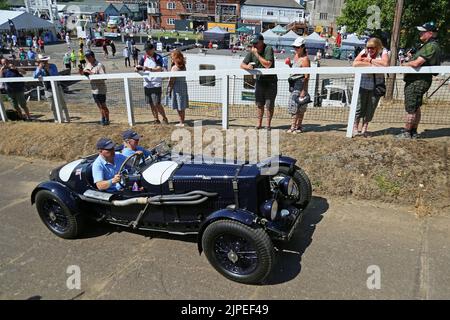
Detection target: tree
<box><xmin>0</xmin><ymin>0</ymin><xmax>9</xmax><ymax>10</ymax></box>
<box><xmin>337</xmin><ymin>0</ymin><xmax>450</xmax><ymax>54</ymax></box>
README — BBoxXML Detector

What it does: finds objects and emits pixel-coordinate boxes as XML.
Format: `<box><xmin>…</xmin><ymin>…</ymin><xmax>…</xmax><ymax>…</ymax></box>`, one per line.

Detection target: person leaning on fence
<box><xmin>352</xmin><ymin>37</ymin><xmax>389</xmax><ymax>137</ymax></box>
<box><xmin>80</xmin><ymin>50</ymin><xmax>110</xmax><ymax>126</ymax></box>
<box><xmin>33</xmin><ymin>54</ymin><xmax>70</xmax><ymax>123</ymax></box>
<box><xmin>240</xmin><ymin>33</ymin><xmax>278</xmax><ymax>130</ymax></box>
<box><xmin>136</xmin><ymin>43</ymin><xmax>169</xmax><ymax>125</ymax></box>
<box><xmin>121</xmin><ymin>129</ymin><xmax>152</xmax><ymax>158</ymax></box>
<box><xmin>1</xmin><ymin>60</ymin><xmax>32</xmax><ymax>121</ymax></box>
<box><xmin>397</xmin><ymin>22</ymin><xmax>442</xmax><ymax>139</ymax></box>
<box><xmin>285</xmin><ymin>37</ymin><xmax>311</xmax><ymax>134</ymax></box>
<box><xmin>92</xmin><ymin>138</ymin><xmax>127</xmax><ymax>192</ymax></box>
<box><xmin>167</xmin><ymin>49</ymin><xmax>189</xmax><ymax>127</ymax></box>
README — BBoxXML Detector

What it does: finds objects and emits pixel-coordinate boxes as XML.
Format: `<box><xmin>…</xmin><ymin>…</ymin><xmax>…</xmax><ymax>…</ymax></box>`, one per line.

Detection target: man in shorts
<box><xmin>398</xmin><ymin>22</ymin><xmax>441</xmax><ymax>139</ymax></box>
<box><xmin>240</xmin><ymin>34</ymin><xmax>278</xmax><ymax>129</ymax></box>
<box><xmin>136</xmin><ymin>43</ymin><xmax>168</xmax><ymax>124</ymax></box>
<box><xmin>81</xmin><ymin>50</ymin><xmax>110</xmax><ymax>125</ymax></box>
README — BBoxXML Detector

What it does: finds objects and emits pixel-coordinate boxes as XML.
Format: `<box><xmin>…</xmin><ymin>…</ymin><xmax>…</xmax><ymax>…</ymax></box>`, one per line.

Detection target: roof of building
<box><xmin>243</xmin><ymin>0</ymin><xmax>304</xmax><ymax>9</ymax></box>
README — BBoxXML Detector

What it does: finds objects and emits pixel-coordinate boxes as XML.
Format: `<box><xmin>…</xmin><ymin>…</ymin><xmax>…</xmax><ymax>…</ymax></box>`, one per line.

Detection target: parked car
<box><xmin>31</xmin><ymin>141</ymin><xmax>312</xmax><ymax>284</ymax></box>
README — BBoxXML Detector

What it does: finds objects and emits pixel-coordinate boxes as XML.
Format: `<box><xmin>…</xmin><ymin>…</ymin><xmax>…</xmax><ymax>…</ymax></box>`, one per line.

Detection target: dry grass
<box><xmin>0</xmin><ymin>121</ymin><xmax>449</xmax><ymax>215</ymax></box>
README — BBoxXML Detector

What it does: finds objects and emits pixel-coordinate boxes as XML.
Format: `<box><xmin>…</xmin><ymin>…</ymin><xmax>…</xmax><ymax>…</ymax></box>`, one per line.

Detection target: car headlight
<box><xmin>279</xmin><ymin>177</ymin><xmax>298</xmax><ymax>197</ymax></box>
<box><xmin>260</xmin><ymin>199</ymin><xmax>279</xmax><ymax>221</ymax></box>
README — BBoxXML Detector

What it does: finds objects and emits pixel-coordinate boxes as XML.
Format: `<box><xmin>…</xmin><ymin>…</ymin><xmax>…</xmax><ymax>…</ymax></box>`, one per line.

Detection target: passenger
<box><xmin>352</xmin><ymin>37</ymin><xmax>389</xmax><ymax>137</ymax></box>
<box><xmin>286</xmin><ymin>37</ymin><xmax>311</xmax><ymax>134</ymax></box>
<box><xmin>121</xmin><ymin>129</ymin><xmax>152</xmax><ymax>158</ymax></box>
<box><xmin>92</xmin><ymin>138</ymin><xmax>127</xmax><ymax>192</ymax></box>
<box><xmin>397</xmin><ymin>22</ymin><xmax>441</xmax><ymax>139</ymax></box>
<box><xmin>240</xmin><ymin>34</ymin><xmax>278</xmax><ymax>130</ymax></box>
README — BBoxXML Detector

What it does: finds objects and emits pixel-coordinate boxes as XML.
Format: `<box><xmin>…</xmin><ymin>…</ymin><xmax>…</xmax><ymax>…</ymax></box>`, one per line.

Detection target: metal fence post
<box><xmin>124</xmin><ymin>77</ymin><xmax>135</xmax><ymax>126</ymax></box>
<box><xmin>221</xmin><ymin>74</ymin><xmax>229</xmax><ymax>130</ymax></box>
<box><xmin>346</xmin><ymin>72</ymin><xmax>362</xmax><ymax>138</ymax></box>
<box><xmin>50</xmin><ymin>80</ymin><xmax>62</xmax><ymax>123</ymax></box>
<box><xmin>0</xmin><ymin>92</ymin><xmax>7</xmax><ymax>122</ymax></box>
<box><xmin>37</xmin><ymin>85</ymin><xmax>41</xmax><ymax>101</ymax></box>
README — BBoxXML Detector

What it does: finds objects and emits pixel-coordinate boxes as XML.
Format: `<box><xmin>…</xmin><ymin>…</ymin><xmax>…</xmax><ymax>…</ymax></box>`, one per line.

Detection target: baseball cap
<box><xmin>84</xmin><ymin>50</ymin><xmax>95</xmax><ymax>57</ymax></box>
<box><xmin>96</xmin><ymin>138</ymin><xmax>115</xmax><ymax>150</ymax></box>
<box><xmin>292</xmin><ymin>37</ymin><xmax>306</xmax><ymax>47</ymax></box>
<box><xmin>250</xmin><ymin>34</ymin><xmax>264</xmax><ymax>44</ymax></box>
<box><xmin>417</xmin><ymin>22</ymin><xmax>438</xmax><ymax>32</ymax></box>
<box><xmin>122</xmin><ymin>129</ymin><xmax>141</xmax><ymax>140</ymax></box>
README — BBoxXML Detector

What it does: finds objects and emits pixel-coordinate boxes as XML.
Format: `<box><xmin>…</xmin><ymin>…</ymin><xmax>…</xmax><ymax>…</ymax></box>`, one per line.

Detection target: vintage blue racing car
<box><xmin>31</xmin><ymin>141</ymin><xmax>312</xmax><ymax>284</ymax></box>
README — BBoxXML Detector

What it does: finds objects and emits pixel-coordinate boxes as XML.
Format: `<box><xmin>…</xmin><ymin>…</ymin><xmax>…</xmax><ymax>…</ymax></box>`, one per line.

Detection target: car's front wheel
<box><xmin>202</xmin><ymin>220</ymin><xmax>274</xmax><ymax>284</ymax></box>
<box><xmin>35</xmin><ymin>190</ymin><xmax>84</xmax><ymax>239</ymax></box>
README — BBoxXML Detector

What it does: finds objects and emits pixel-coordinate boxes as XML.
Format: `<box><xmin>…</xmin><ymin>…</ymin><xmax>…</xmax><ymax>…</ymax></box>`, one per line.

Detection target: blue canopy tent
<box><xmin>279</xmin><ymin>30</ymin><xmax>299</xmax><ymax>49</ymax></box>
<box><xmin>261</xmin><ymin>29</ymin><xmax>280</xmax><ymax>47</ymax></box>
<box><xmin>271</xmin><ymin>25</ymin><xmax>287</xmax><ymax>35</ymax></box>
<box><xmin>342</xmin><ymin>34</ymin><xmax>366</xmax><ymax>47</ymax></box>
<box><xmin>203</xmin><ymin>26</ymin><xmax>231</xmax><ymax>49</ymax></box>
<box><xmin>305</xmin><ymin>32</ymin><xmax>326</xmax><ymax>55</ymax></box>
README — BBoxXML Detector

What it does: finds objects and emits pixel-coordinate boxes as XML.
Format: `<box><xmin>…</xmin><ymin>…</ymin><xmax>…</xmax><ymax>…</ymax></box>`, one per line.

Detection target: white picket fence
<box><xmin>0</xmin><ymin>65</ymin><xmax>449</xmax><ymax>138</ymax></box>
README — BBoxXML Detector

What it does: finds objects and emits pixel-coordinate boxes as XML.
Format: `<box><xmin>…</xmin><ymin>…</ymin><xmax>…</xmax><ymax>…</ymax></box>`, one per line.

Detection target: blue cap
<box><xmin>251</xmin><ymin>33</ymin><xmax>264</xmax><ymax>44</ymax></box>
<box><xmin>96</xmin><ymin>138</ymin><xmax>115</xmax><ymax>150</ymax></box>
<box><xmin>122</xmin><ymin>129</ymin><xmax>141</xmax><ymax>140</ymax></box>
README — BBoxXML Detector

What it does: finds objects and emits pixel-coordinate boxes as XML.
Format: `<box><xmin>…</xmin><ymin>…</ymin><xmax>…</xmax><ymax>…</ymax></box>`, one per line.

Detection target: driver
<box><xmin>92</xmin><ymin>137</ymin><xmax>127</xmax><ymax>192</ymax></box>
<box><xmin>121</xmin><ymin>129</ymin><xmax>152</xmax><ymax>158</ymax></box>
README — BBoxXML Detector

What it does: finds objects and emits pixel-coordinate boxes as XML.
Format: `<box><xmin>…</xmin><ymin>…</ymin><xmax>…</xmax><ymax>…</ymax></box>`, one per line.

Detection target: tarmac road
<box><xmin>0</xmin><ymin>154</ymin><xmax>449</xmax><ymax>300</ymax></box>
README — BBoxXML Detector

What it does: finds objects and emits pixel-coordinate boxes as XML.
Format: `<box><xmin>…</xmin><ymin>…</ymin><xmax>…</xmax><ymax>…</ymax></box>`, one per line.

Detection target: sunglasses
<box><xmin>367</xmin><ymin>46</ymin><xmax>376</xmax><ymax>49</ymax></box>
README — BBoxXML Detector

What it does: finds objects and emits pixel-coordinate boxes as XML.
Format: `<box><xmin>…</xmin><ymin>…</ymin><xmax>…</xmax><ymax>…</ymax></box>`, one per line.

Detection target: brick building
<box><xmin>159</xmin><ymin>0</ymin><xmax>242</xmax><ymax>30</ymax></box>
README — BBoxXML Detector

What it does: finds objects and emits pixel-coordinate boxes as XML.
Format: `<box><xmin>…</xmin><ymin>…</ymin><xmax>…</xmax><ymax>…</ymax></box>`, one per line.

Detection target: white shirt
<box><xmin>142</xmin><ymin>55</ymin><xmax>163</xmax><ymax>88</ymax></box>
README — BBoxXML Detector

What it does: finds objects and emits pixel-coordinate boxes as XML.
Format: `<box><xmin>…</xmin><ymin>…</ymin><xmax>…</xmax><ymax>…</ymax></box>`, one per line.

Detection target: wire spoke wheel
<box><xmin>202</xmin><ymin>220</ymin><xmax>274</xmax><ymax>284</ymax></box>
<box><xmin>35</xmin><ymin>190</ymin><xmax>84</xmax><ymax>239</ymax></box>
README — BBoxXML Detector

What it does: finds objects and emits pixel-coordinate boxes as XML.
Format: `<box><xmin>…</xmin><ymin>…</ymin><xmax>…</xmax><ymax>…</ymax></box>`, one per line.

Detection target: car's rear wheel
<box><xmin>35</xmin><ymin>190</ymin><xmax>84</xmax><ymax>239</ymax></box>
<box><xmin>202</xmin><ymin>220</ymin><xmax>274</xmax><ymax>284</ymax></box>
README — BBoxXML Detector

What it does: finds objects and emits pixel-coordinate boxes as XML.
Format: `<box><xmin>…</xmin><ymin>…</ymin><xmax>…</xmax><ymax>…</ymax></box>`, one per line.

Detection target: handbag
<box><xmin>373</xmin><ymin>74</ymin><xmax>386</xmax><ymax>97</ymax></box>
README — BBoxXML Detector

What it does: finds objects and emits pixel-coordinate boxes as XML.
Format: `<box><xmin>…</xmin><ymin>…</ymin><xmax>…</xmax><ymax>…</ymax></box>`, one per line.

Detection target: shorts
<box><xmin>92</xmin><ymin>94</ymin><xmax>106</xmax><ymax>104</ymax></box>
<box><xmin>404</xmin><ymin>80</ymin><xmax>431</xmax><ymax>114</ymax></box>
<box><xmin>144</xmin><ymin>87</ymin><xmax>162</xmax><ymax>106</ymax></box>
<box><xmin>255</xmin><ymin>80</ymin><xmax>277</xmax><ymax>108</ymax></box>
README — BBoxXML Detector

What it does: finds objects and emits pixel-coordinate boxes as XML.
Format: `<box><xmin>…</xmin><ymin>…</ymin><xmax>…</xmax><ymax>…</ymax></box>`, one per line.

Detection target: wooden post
<box><xmin>386</xmin><ymin>0</ymin><xmax>404</xmax><ymax>101</ymax></box>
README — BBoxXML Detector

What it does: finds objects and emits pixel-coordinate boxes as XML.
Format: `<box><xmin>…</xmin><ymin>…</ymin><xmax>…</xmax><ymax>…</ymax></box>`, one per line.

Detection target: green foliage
<box><xmin>0</xmin><ymin>0</ymin><xmax>9</xmax><ymax>10</ymax></box>
<box><xmin>374</xmin><ymin>173</ymin><xmax>401</xmax><ymax>196</ymax></box>
<box><xmin>337</xmin><ymin>0</ymin><xmax>450</xmax><ymax>53</ymax></box>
